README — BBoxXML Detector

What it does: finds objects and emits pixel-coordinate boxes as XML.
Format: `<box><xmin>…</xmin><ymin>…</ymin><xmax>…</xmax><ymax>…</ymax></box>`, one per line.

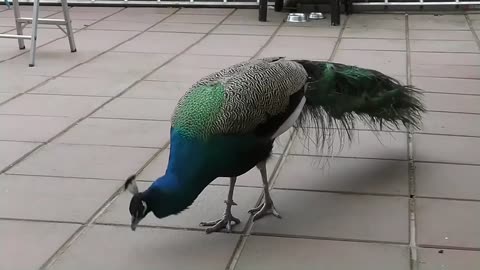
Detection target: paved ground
<box><xmin>1</xmin><ymin>5</ymin><xmax>480</xmax><ymax>270</ymax></box>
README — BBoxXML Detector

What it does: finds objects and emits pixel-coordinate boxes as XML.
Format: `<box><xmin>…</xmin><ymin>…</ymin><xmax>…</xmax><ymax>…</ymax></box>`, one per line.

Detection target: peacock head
<box><xmin>124</xmin><ymin>175</ymin><xmax>151</xmax><ymax>231</ymax></box>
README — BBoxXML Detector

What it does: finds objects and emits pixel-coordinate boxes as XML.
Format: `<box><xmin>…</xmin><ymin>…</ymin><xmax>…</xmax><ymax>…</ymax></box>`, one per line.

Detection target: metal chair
<box><xmin>0</xmin><ymin>0</ymin><xmax>76</xmax><ymax>67</ymax></box>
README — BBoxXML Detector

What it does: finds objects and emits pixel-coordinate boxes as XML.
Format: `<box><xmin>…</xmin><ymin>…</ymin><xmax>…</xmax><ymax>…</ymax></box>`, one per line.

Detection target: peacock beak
<box><xmin>131</xmin><ymin>216</ymin><xmax>141</xmax><ymax>231</ymax></box>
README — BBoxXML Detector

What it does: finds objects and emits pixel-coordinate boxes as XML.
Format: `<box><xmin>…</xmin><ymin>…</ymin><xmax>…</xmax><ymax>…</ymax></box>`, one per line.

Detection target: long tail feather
<box><xmin>293</xmin><ymin>60</ymin><xmax>426</xmax><ymax>151</ymax></box>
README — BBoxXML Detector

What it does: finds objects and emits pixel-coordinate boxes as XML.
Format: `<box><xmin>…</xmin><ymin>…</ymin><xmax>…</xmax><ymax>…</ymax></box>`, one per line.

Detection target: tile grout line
<box><xmin>37</xmin><ymin>9</ymin><xmax>247</xmax><ymax>270</ymax></box>
<box><xmin>405</xmin><ymin>14</ymin><xmax>419</xmax><ymax>270</ymax></box>
<box><xmin>227</xmin><ymin>16</ymin><xmax>350</xmax><ymax>270</ymax></box>
<box><xmin>329</xmin><ymin>16</ymin><xmax>350</xmax><ymax>61</ymax></box>
<box><xmin>465</xmin><ymin>14</ymin><xmax>480</xmax><ymax>51</ymax></box>
<box><xmin>0</xmin><ymin>9</ymin><xmax>184</xmax><ymax>176</ymax></box>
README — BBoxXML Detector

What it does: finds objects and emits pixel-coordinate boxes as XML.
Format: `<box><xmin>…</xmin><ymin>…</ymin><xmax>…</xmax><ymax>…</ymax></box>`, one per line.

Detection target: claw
<box><xmin>249</xmin><ymin>202</ymin><xmax>282</xmax><ymax>221</ymax></box>
<box><xmin>199</xmin><ymin>215</ymin><xmax>241</xmax><ymax>234</ymax></box>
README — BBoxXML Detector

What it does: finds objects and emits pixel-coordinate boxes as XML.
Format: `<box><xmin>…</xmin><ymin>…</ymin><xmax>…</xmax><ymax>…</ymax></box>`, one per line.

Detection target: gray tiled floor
<box><xmin>1</xmin><ymin>7</ymin><xmax>480</xmax><ymax>270</ymax></box>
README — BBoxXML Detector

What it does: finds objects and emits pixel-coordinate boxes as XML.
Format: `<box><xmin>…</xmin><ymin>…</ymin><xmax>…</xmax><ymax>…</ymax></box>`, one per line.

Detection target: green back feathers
<box><xmin>172</xmin><ymin>84</ymin><xmax>225</xmax><ymax>139</ymax></box>
<box><xmin>172</xmin><ymin>58</ymin><xmax>308</xmax><ymax>140</ymax></box>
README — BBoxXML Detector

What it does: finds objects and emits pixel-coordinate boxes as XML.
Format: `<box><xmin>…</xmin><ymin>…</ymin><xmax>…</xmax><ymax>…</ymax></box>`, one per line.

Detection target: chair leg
<box><xmin>12</xmin><ymin>0</ymin><xmax>25</xmax><ymax>49</ymax></box>
<box><xmin>259</xmin><ymin>0</ymin><xmax>268</xmax><ymax>22</ymax></box>
<box><xmin>29</xmin><ymin>0</ymin><xmax>40</xmax><ymax>67</ymax></box>
<box><xmin>61</xmin><ymin>0</ymin><xmax>76</xmax><ymax>52</ymax></box>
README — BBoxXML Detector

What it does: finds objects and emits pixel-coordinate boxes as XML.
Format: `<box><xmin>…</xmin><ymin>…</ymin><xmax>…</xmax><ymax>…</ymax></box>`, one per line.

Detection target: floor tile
<box><xmin>213</xmin><ymin>24</ymin><xmax>277</xmax><ymax>35</ymax></box>
<box><xmin>64</xmin><ymin>52</ymin><xmax>174</xmax><ymax>79</ymax></box>
<box><xmin>0</xmin><ymin>220</ymin><xmax>79</xmax><ymax>270</ymax></box>
<box><xmin>56</xmin><ymin>118</ymin><xmax>171</xmax><ymax>148</ymax></box>
<box><xmin>412</xmin><ymin>64</ymin><xmax>480</xmax><ymax>79</ymax></box>
<box><xmin>346</xmin><ymin>15</ymin><xmax>405</xmax><ymax>30</ymax></box>
<box><xmin>414</xmin><ymin>134</ymin><xmax>480</xmax><ymax>165</ymax></box>
<box><xmin>0</xmin><ymin>175</ymin><xmax>119</xmax><ymax>222</ymax></box>
<box><xmin>334</xmin><ymin>50</ymin><xmax>406</xmax><ymax>76</ymax></box>
<box><xmin>176</xmin><ymin>7</ymin><xmax>233</xmax><ymax>15</ymax></box>
<box><xmin>122</xmin><ymin>80</ymin><xmax>189</xmax><ymax>100</ymax></box>
<box><xmin>9</xmin><ymin>143</ymin><xmax>156</xmax><ymax>179</ymax></box>
<box><xmin>32</xmin><ymin>76</ymin><xmax>133</xmax><ymax>96</ymax></box>
<box><xmin>0</xmin><ymin>17</ymin><xmax>15</xmax><ymax>27</ymax></box>
<box><xmin>343</xmin><ymin>27</ymin><xmax>405</xmax><ymax>39</ymax></box>
<box><xmin>223</xmin><ymin>12</ymin><xmax>285</xmax><ymax>26</ymax></box>
<box><xmin>49</xmin><ymin>225</ymin><xmax>238</xmax><ymax>270</ymax></box>
<box><xmin>418</xmin><ymin>111</ymin><xmax>480</xmax><ymax>136</ymax></box>
<box><xmin>416</xmin><ymin>198</ymin><xmax>480</xmax><ymax>249</ymax></box>
<box><xmin>164</xmin><ymin>14</ymin><xmax>227</xmax><ymax>24</ymax></box>
<box><xmin>53</xmin><ymin>7</ymin><xmax>121</xmax><ymax>20</ymax></box>
<box><xmin>424</xmin><ymin>93</ymin><xmax>480</xmax><ymax>113</ymax></box>
<box><xmin>0</xmin><ymin>6</ymin><xmax>61</xmax><ymax>18</ymax></box>
<box><xmin>409</xmin><ymin>30</ymin><xmax>475</xmax><ymax>40</ymax></box>
<box><xmin>92</xmin><ymin>98</ymin><xmax>177</xmax><ymax>121</ymax></box>
<box><xmin>416</xmin><ymin>162</ymin><xmax>480</xmax><ymax>200</ymax></box>
<box><xmin>87</xmin><ymin>20</ymin><xmax>158</xmax><ymax>31</ymax></box>
<box><xmin>418</xmin><ymin>248</ymin><xmax>480</xmax><ymax>270</ymax></box>
<box><xmin>412</xmin><ymin>77</ymin><xmax>480</xmax><ymax>95</ymax></box>
<box><xmin>103</xmin><ymin>11</ymin><xmax>170</xmax><ymax>23</ymax></box>
<box><xmin>410</xmin><ymin>40</ymin><xmax>479</xmax><ymax>53</ymax></box>
<box><xmin>0</xmin><ymin>94</ymin><xmax>108</xmax><ymax>117</ymax></box>
<box><xmin>0</xmin><ymin>48</ymin><xmax>93</xmax><ymax>77</ymax></box>
<box><xmin>187</xmin><ymin>34</ymin><xmax>269</xmax><ymax>56</ymax></box>
<box><xmin>0</xmin><ymin>26</ymin><xmax>12</xmax><ymax>33</ymax></box>
<box><xmin>98</xmin><ymin>183</ymin><xmax>261</xmax><ymax>232</ymax></box>
<box><xmin>114</xmin><ymin>32</ymin><xmax>203</xmax><ymax>54</ymax></box>
<box><xmin>339</xmin><ymin>38</ymin><xmax>406</xmax><ymax>51</ymax></box>
<box><xmin>277</xmin><ymin>26</ymin><xmax>341</xmax><ymax>38</ymax></box>
<box><xmin>260</xmin><ymin>36</ymin><xmax>336</xmax><ymax>60</ymax></box>
<box><xmin>275</xmin><ymin>155</ymin><xmax>408</xmax><ymax>195</ymax></box>
<box><xmin>169</xmin><ymin>54</ymin><xmax>249</xmax><ymax>69</ymax></box>
<box><xmin>411</xmin><ymin>52</ymin><xmax>480</xmax><ymax>66</ymax></box>
<box><xmin>146</xmin><ymin>65</ymin><xmax>217</xmax><ymax>83</ymax></box>
<box><xmin>409</xmin><ymin>15</ymin><xmax>470</xmax><ymax>30</ymax></box>
<box><xmin>149</xmin><ymin>22</ymin><xmax>216</xmax><ymax>33</ymax></box>
<box><xmin>0</xmin><ymin>75</ymin><xmax>47</xmax><ymax>93</ymax></box>
<box><xmin>0</xmin><ymin>115</ymin><xmax>73</xmax><ymax>142</ymax></box>
<box><xmin>290</xmin><ymin>130</ymin><xmax>407</xmax><ymax>160</ymax></box>
<box><xmin>237</xmin><ymin>236</ymin><xmax>410</xmax><ymax>270</ymax></box>
<box><xmin>46</xmin><ymin>29</ymin><xmax>139</xmax><ymax>53</ymax></box>
<box><xmin>119</xmin><ymin>7</ymin><xmax>178</xmax><ymax>15</ymax></box>
<box><xmin>0</xmin><ymin>141</ymin><xmax>39</xmax><ymax>171</ymax></box>
<box><xmin>0</xmin><ymin>93</ymin><xmax>16</xmax><ymax>103</ymax></box>
<box><xmin>252</xmin><ymin>190</ymin><xmax>409</xmax><ymax>242</ymax></box>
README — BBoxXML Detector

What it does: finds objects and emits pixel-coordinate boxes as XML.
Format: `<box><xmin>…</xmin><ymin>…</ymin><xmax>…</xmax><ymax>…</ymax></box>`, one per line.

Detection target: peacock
<box><xmin>124</xmin><ymin>57</ymin><xmax>425</xmax><ymax>233</ymax></box>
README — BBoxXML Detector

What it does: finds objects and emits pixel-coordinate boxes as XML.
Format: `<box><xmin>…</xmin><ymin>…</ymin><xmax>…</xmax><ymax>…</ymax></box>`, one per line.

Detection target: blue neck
<box><xmin>144</xmin><ymin>129</ymin><xmax>216</xmax><ymax>217</ymax></box>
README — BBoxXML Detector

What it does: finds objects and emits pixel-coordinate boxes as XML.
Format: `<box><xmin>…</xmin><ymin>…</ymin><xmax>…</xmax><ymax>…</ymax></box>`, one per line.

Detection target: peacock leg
<box><xmin>199</xmin><ymin>176</ymin><xmax>241</xmax><ymax>233</ymax></box>
<box><xmin>248</xmin><ymin>161</ymin><xmax>282</xmax><ymax>221</ymax></box>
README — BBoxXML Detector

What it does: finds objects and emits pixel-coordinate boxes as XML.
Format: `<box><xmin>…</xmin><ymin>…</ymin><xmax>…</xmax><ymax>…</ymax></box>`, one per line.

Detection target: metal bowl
<box><xmin>286</xmin><ymin>13</ymin><xmax>307</xmax><ymax>23</ymax></box>
<box><xmin>308</xmin><ymin>12</ymin><xmax>325</xmax><ymax>20</ymax></box>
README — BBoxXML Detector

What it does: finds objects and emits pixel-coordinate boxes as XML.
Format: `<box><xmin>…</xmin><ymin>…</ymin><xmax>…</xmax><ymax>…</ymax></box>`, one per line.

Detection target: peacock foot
<box><xmin>199</xmin><ymin>213</ymin><xmax>241</xmax><ymax>234</ymax></box>
<box><xmin>248</xmin><ymin>201</ymin><xmax>282</xmax><ymax>221</ymax></box>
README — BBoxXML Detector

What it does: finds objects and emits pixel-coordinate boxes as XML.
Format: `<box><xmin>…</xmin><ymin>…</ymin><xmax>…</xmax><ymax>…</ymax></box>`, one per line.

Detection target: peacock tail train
<box><xmin>293</xmin><ymin>59</ymin><xmax>425</xmax><ymax>150</ymax></box>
